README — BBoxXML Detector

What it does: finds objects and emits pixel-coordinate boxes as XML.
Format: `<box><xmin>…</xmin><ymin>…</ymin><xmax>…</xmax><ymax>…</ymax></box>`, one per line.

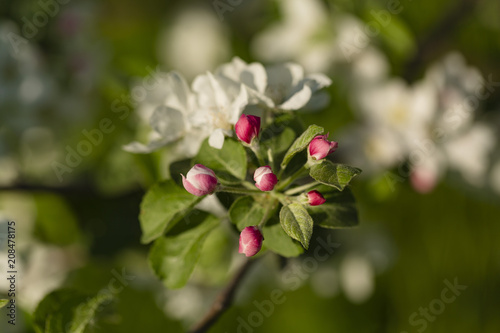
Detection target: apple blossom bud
<box><xmin>181</xmin><ymin>164</ymin><xmax>218</xmax><ymax>196</ymax></box>
<box><xmin>239</xmin><ymin>226</ymin><xmax>263</xmax><ymax>257</ymax></box>
<box><xmin>410</xmin><ymin>168</ymin><xmax>437</xmax><ymax>194</ymax></box>
<box><xmin>235</xmin><ymin>114</ymin><xmax>261</xmax><ymax>144</ymax></box>
<box><xmin>308</xmin><ymin>133</ymin><xmax>338</xmax><ymax>160</ymax></box>
<box><xmin>254</xmin><ymin>166</ymin><xmax>278</xmax><ymax>191</ymax></box>
<box><xmin>307</xmin><ymin>190</ymin><xmax>326</xmax><ymax>206</ymax></box>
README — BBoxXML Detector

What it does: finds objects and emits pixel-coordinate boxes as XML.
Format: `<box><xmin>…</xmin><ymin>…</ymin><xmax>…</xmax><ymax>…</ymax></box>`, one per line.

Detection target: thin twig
<box><xmin>189</xmin><ymin>258</ymin><xmax>258</xmax><ymax>333</ymax></box>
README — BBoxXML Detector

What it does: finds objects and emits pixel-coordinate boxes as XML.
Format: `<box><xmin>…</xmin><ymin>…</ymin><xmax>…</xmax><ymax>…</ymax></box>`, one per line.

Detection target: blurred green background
<box><xmin>1</xmin><ymin>0</ymin><xmax>499</xmax><ymax>332</ymax></box>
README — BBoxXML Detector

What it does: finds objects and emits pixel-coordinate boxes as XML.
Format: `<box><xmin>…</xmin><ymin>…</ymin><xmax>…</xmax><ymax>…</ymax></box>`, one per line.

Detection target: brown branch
<box><xmin>189</xmin><ymin>258</ymin><xmax>258</xmax><ymax>333</ymax></box>
<box><xmin>403</xmin><ymin>0</ymin><xmax>479</xmax><ymax>81</ymax></box>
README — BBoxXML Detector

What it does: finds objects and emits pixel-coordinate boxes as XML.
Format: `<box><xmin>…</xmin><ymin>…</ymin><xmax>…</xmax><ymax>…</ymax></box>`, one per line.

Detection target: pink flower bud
<box><xmin>410</xmin><ymin>167</ymin><xmax>437</xmax><ymax>194</ymax></box>
<box><xmin>254</xmin><ymin>166</ymin><xmax>278</xmax><ymax>191</ymax></box>
<box><xmin>235</xmin><ymin>114</ymin><xmax>261</xmax><ymax>144</ymax></box>
<box><xmin>308</xmin><ymin>133</ymin><xmax>338</xmax><ymax>160</ymax></box>
<box><xmin>181</xmin><ymin>164</ymin><xmax>218</xmax><ymax>196</ymax></box>
<box><xmin>307</xmin><ymin>190</ymin><xmax>326</xmax><ymax>206</ymax></box>
<box><xmin>239</xmin><ymin>226</ymin><xmax>263</xmax><ymax>257</ymax></box>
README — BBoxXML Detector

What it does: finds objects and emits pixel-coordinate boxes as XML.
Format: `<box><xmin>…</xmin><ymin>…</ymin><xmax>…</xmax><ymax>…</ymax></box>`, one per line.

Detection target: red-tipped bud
<box><xmin>235</xmin><ymin>114</ymin><xmax>261</xmax><ymax>144</ymax></box>
<box><xmin>239</xmin><ymin>226</ymin><xmax>263</xmax><ymax>257</ymax></box>
<box><xmin>181</xmin><ymin>164</ymin><xmax>218</xmax><ymax>196</ymax></box>
<box><xmin>254</xmin><ymin>166</ymin><xmax>278</xmax><ymax>191</ymax></box>
<box><xmin>308</xmin><ymin>133</ymin><xmax>338</xmax><ymax>160</ymax></box>
<box><xmin>307</xmin><ymin>190</ymin><xmax>326</xmax><ymax>206</ymax></box>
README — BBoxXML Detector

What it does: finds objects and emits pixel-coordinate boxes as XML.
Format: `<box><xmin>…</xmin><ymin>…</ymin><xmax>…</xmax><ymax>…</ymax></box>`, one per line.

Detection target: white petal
<box><xmin>266</xmin><ymin>63</ymin><xmax>303</xmax><ymax>91</ymax></box>
<box><xmin>207</xmin><ymin>72</ymin><xmax>230</xmax><ymax>110</ymax></box>
<box><xmin>302</xmin><ymin>73</ymin><xmax>332</xmax><ymax>92</ymax></box>
<box><xmin>149</xmin><ymin>106</ymin><xmax>185</xmax><ymax>141</ymax></box>
<box><xmin>216</xmin><ymin>56</ymin><xmax>248</xmax><ymax>81</ymax></box>
<box><xmin>166</xmin><ymin>71</ymin><xmax>192</xmax><ymax>111</ymax></box>
<box><xmin>192</xmin><ymin>74</ymin><xmax>220</xmax><ymax>110</ymax></box>
<box><xmin>228</xmin><ymin>85</ymin><xmax>248</xmax><ymax>124</ymax></box>
<box><xmin>208</xmin><ymin>128</ymin><xmax>225</xmax><ymax>149</ymax></box>
<box><xmin>242</xmin><ymin>63</ymin><xmax>268</xmax><ymax>94</ymax></box>
<box><xmin>279</xmin><ymin>84</ymin><xmax>312</xmax><ymax>110</ymax></box>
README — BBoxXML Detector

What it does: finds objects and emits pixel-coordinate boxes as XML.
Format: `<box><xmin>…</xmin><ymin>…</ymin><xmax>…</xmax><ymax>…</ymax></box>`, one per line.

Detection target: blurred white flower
<box><xmin>342</xmin><ymin>77</ymin><xmax>436</xmax><ymax>174</ymax></box>
<box><xmin>216</xmin><ymin>57</ymin><xmax>331</xmax><ymax>111</ymax></box>
<box><xmin>343</xmin><ymin>51</ymin><xmax>496</xmax><ymax>192</ymax></box>
<box><xmin>443</xmin><ymin>123</ymin><xmax>496</xmax><ymax>186</ymax></box>
<box><xmin>350</xmin><ymin>46</ymin><xmax>390</xmax><ymax>86</ymax></box>
<box><xmin>0</xmin><ymin>156</ymin><xmax>18</xmax><ymax>185</ymax></box>
<box><xmin>425</xmin><ymin>52</ymin><xmax>484</xmax><ymax>134</ymax></box>
<box><xmin>251</xmin><ymin>0</ymin><xmax>333</xmax><ymax>73</ymax></box>
<box><xmin>341</xmin><ymin>125</ymin><xmax>406</xmax><ymax>174</ymax></box>
<box><xmin>357</xmin><ymin>78</ymin><xmax>437</xmax><ymax>151</ymax></box>
<box><xmin>125</xmin><ymin>68</ymin><xmax>249</xmax><ymax>153</ymax></box>
<box><xmin>339</xmin><ymin>254</ymin><xmax>375</xmax><ymax>304</ymax></box>
<box><xmin>17</xmin><ymin>244</ymin><xmax>84</xmax><ymax>311</ymax></box>
<box><xmin>0</xmin><ymin>21</ymin><xmax>56</xmax><ymax>130</ymax></box>
<box><xmin>158</xmin><ymin>8</ymin><xmax>230</xmax><ymax>81</ymax></box>
<box><xmin>123</xmin><ymin>71</ymin><xmax>202</xmax><ymax>154</ymax></box>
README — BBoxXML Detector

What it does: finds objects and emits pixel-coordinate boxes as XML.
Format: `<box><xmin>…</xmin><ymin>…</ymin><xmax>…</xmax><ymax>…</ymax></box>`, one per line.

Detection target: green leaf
<box><xmin>228</xmin><ymin>196</ymin><xmax>265</xmax><ymax>230</ymax></box>
<box><xmin>262</xmin><ymin>220</ymin><xmax>304</xmax><ymax>257</ymax></box>
<box><xmin>261</xmin><ymin>127</ymin><xmax>296</xmax><ymax>155</ymax></box>
<box><xmin>281</xmin><ymin>125</ymin><xmax>324</xmax><ymax>168</ymax></box>
<box><xmin>309</xmin><ymin>160</ymin><xmax>361</xmax><ymax>191</ymax></box>
<box><xmin>279</xmin><ymin>203</ymin><xmax>314</xmax><ymax>249</ymax></box>
<box><xmin>140</xmin><ymin>180</ymin><xmax>202</xmax><ymax>244</ymax></box>
<box><xmin>195</xmin><ymin>138</ymin><xmax>247</xmax><ymax>179</ymax></box>
<box><xmin>0</xmin><ymin>299</ymin><xmax>8</xmax><ymax>308</ymax></box>
<box><xmin>33</xmin><ymin>289</ymin><xmax>112</xmax><ymax>333</ymax></box>
<box><xmin>149</xmin><ymin>213</ymin><xmax>219</xmax><ymax>289</ymax></box>
<box><xmin>308</xmin><ymin>188</ymin><xmax>359</xmax><ymax>228</ymax></box>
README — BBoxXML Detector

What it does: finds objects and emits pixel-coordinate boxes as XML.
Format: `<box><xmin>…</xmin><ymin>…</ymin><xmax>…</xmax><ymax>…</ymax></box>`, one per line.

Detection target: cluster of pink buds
<box><xmin>181</xmin><ymin>114</ymin><xmax>339</xmax><ymax>258</ymax></box>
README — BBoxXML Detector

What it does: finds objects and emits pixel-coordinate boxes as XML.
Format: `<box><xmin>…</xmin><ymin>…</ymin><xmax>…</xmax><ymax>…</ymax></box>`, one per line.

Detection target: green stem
<box><xmin>217</xmin><ymin>186</ymin><xmax>263</xmax><ymax>195</ymax></box>
<box><xmin>269</xmin><ymin>191</ymin><xmax>291</xmax><ymax>206</ymax></box>
<box><xmin>257</xmin><ymin>198</ymin><xmax>277</xmax><ymax>228</ymax></box>
<box><xmin>276</xmin><ymin>165</ymin><xmax>308</xmax><ymax>191</ymax></box>
<box><xmin>284</xmin><ymin>181</ymin><xmax>320</xmax><ymax>196</ymax></box>
<box><xmin>250</xmin><ymin>144</ymin><xmax>266</xmax><ymax>166</ymax></box>
<box><xmin>267</xmin><ymin>148</ymin><xmax>275</xmax><ymax>172</ymax></box>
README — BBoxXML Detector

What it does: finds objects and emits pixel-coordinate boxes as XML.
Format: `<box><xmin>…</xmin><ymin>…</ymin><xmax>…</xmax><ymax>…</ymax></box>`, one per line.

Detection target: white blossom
<box><xmin>191</xmin><ymin>72</ymin><xmax>248</xmax><ymax>149</ymax></box>
<box><xmin>123</xmin><ymin>71</ymin><xmax>202</xmax><ymax>155</ymax></box>
<box><xmin>216</xmin><ymin>57</ymin><xmax>331</xmax><ymax>111</ymax></box>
